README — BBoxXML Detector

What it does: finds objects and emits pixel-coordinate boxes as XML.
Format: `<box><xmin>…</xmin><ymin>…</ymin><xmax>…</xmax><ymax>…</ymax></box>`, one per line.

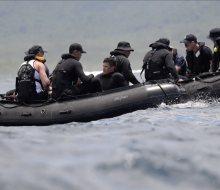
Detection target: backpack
<box><xmin>16</xmin><ymin>61</ymin><xmax>37</xmax><ymax>102</ymax></box>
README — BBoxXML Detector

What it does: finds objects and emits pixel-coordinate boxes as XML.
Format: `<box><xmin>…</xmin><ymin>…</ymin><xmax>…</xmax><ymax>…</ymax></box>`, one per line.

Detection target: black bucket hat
<box><xmin>207</xmin><ymin>28</ymin><xmax>220</xmax><ymax>41</ymax></box>
<box><xmin>115</xmin><ymin>41</ymin><xmax>134</xmax><ymax>51</ymax></box>
<box><xmin>25</xmin><ymin>45</ymin><xmax>47</xmax><ymax>56</ymax></box>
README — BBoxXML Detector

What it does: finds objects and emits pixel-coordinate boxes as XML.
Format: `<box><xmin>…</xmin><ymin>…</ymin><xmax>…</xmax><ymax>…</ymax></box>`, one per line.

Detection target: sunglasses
<box><xmin>184</xmin><ymin>42</ymin><xmax>191</xmax><ymax>47</ymax></box>
<box><xmin>39</xmin><ymin>51</ymin><xmax>44</xmax><ymax>55</ymax></box>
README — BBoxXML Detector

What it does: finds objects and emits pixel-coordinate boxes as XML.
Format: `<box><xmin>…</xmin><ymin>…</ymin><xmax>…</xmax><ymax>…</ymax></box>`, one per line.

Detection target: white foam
<box><xmin>159</xmin><ymin>101</ymin><xmax>210</xmax><ymax>109</ymax></box>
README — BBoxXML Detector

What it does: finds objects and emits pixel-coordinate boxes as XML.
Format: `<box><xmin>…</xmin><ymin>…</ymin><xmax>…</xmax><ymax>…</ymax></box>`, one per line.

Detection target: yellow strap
<box><xmin>35</xmin><ymin>56</ymin><xmax>45</xmax><ymax>62</ymax></box>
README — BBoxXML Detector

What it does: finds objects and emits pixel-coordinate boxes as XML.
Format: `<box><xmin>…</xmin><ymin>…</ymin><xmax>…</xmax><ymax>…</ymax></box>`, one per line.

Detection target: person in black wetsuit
<box><xmin>142</xmin><ymin>38</ymin><xmax>181</xmax><ymax>82</ymax></box>
<box><xmin>95</xmin><ymin>57</ymin><xmax>128</xmax><ymax>91</ymax></box>
<box><xmin>110</xmin><ymin>41</ymin><xmax>140</xmax><ymax>85</ymax></box>
<box><xmin>180</xmin><ymin>34</ymin><xmax>212</xmax><ymax>77</ymax></box>
<box><xmin>52</xmin><ymin>43</ymin><xmax>102</xmax><ymax>100</ymax></box>
<box><xmin>207</xmin><ymin>28</ymin><xmax>220</xmax><ymax>72</ymax></box>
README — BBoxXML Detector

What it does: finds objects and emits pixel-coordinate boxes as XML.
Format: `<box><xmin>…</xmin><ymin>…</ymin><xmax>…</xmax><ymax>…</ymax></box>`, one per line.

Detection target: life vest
<box><xmin>16</xmin><ymin>59</ymin><xmax>44</xmax><ymax>102</ymax></box>
<box><xmin>141</xmin><ymin>50</ymin><xmax>168</xmax><ymax>81</ymax></box>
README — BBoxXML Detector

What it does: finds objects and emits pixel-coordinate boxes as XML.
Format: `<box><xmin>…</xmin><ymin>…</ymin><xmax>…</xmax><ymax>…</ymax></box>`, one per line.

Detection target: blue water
<box><xmin>0</xmin><ymin>75</ymin><xmax>220</xmax><ymax>190</ymax></box>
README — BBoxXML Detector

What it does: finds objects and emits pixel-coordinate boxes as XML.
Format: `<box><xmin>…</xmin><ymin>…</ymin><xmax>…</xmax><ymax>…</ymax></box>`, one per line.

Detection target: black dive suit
<box><xmin>95</xmin><ymin>72</ymin><xmax>128</xmax><ymax>91</ymax></box>
<box><xmin>142</xmin><ymin>42</ymin><xmax>179</xmax><ymax>81</ymax></box>
<box><xmin>110</xmin><ymin>50</ymin><xmax>140</xmax><ymax>85</ymax></box>
<box><xmin>186</xmin><ymin>42</ymin><xmax>212</xmax><ymax>76</ymax></box>
<box><xmin>52</xmin><ymin>53</ymin><xmax>102</xmax><ymax>99</ymax></box>
<box><xmin>211</xmin><ymin>40</ymin><xmax>220</xmax><ymax>72</ymax></box>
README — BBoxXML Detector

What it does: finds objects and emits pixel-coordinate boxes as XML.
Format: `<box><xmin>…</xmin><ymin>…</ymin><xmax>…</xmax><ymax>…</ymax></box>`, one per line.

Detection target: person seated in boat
<box><xmin>180</xmin><ymin>34</ymin><xmax>212</xmax><ymax>78</ymax></box>
<box><xmin>52</xmin><ymin>43</ymin><xmax>102</xmax><ymax>100</ymax></box>
<box><xmin>110</xmin><ymin>41</ymin><xmax>140</xmax><ymax>85</ymax></box>
<box><xmin>141</xmin><ymin>38</ymin><xmax>182</xmax><ymax>82</ymax></box>
<box><xmin>207</xmin><ymin>28</ymin><xmax>220</xmax><ymax>72</ymax></box>
<box><xmin>95</xmin><ymin>57</ymin><xmax>128</xmax><ymax>91</ymax></box>
<box><xmin>170</xmin><ymin>47</ymin><xmax>188</xmax><ymax>76</ymax></box>
<box><xmin>7</xmin><ymin>45</ymin><xmax>51</xmax><ymax>102</ymax></box>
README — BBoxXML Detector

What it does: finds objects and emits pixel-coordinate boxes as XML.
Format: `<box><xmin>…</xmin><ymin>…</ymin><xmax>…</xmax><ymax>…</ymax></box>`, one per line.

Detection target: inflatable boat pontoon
<box><xmin>1</xmin><ymin>72</ymin><xmax>220</xmax><ymax>126</ymax></box>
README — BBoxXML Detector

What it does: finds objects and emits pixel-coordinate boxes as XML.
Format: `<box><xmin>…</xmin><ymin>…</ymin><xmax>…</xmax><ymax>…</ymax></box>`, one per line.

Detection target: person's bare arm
<box><xmin>175</xmin><ymin>66</ymin><xmax>182</xmax><ymax>73</ymax></box>
<box><xmin>34</xmin><ymin>61</ymin><xmax>50</xmax><ymax>90</ymax></box>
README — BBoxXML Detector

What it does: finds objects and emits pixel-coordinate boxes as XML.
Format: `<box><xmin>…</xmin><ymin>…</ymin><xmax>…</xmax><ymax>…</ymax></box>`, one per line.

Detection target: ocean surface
<box><xmin>0</xmin><ymin>73</ymin><xmax>220</xmax><ymax>190</ymax></box>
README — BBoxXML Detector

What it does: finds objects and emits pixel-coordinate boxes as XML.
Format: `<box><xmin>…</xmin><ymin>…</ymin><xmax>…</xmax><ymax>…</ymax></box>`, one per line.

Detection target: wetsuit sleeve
<box><xmin>112</xmin><ymin>73</ymin><xmax>128</xmax><ymax>88</ymax></box>
<box><xmin>120</xmin><ymin>57</ymin><xmax>140</xmax><ymax>84</ymax></box>
<box><xmin>203</xmin><ymin>46</ymin><xmax>213</xmax><ymax>61</ymax></box>
<box><xmin>202</xmin><ymin>46</ymin><xmax>212</xmax><ymax>72</ymax></box>
<box><xmin>94</xmin><ymin>73</ymin><xmax>101</xmax><ymax>81</ymax></box>
<box><xmin>75</xmin><ymin>61</ymin><xmax>94</xmax><ymax>83</ymax></box>
<box><xmin>186</xmin><ymin>51</ymin><xmax>193</xmax><ymax>72</ymax></box>
<box><xmin>165</xmin><ymin>53</ymin><xmax>179</xmax><ymax>80</ymax></box>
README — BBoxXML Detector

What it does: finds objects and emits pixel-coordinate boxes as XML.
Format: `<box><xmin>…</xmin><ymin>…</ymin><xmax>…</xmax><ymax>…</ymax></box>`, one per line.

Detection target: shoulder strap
<box><xmin>140</xmin><ymin>50</ymin><xmax>157</xmax><ymax>82</ymax></box>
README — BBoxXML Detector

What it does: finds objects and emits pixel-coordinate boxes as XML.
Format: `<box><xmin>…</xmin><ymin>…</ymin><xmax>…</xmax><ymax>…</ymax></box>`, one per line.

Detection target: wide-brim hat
<box><xmin>25</xmin><ymin>45</ymin><xmax>47</xmax><ymax>56</ymax></box>
<box><xmin>207</xmin><ymin>28</ymin><xmax>220</xmax><ymax>41</ymax></box>
<box><xmin>115</xmin><ymin>41</ymin><xmax>134</xmax><ymax>51</ymax></box>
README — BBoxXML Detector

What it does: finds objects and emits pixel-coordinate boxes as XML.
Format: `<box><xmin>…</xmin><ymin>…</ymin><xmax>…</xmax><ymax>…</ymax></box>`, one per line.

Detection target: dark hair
<box><xmin>103</xmin><ymin>57</ymin><xmax>116</xmax><ymax>67</ymax></box>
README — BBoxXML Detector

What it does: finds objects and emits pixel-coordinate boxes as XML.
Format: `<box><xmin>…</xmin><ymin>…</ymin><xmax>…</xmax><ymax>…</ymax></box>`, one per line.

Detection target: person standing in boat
<box><xmin>11</xmin><ymin>45</ymin><xmax>51</xmax><ymax>102</ymax></box>
<box><xmin>95</xmin><ymin>57</ymin><xmax>128</xmax><ymax>91</ymax></box>
<box><xmin>52</xmin><ymin>43</ymin><xmax>102</xmax><ymax>100</ymax></box>
<box><xmin>207</xmin><ymin>28</ymin><xmax>220</xmax><ymax>72</ymax></box>
<box><xmin>180</xmin><ymin>34</ymin><xmax>212</xmax><ymax>78</ymax></box>
<box><xmin>141</xmin><ymin>38</ymin><xmax>181</xmax><ymax>82</ymax></box>
<box><xmin>110</xmin><ymin>41</ymin><xmax>140</xmax><ymax>85</ymax></box>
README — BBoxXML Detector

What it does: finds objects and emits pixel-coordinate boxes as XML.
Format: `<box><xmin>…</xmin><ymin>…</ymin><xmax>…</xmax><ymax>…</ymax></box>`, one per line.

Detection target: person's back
<box><xmin>95</xmin><ymin>57</ymin><xmax>128</xmax><ymax>91</ymax></box>
<box><xmin>16</xmin><ymin>45</ymin><xmax>50</xmax><ymax>102</ymax></box>
<box><xmin>52</xmin><ymin>43</ymin><xmax>102</xmax><ymax>100</ymax></box>
<box><xmin>52</xmin><ymin>53</ymin><xmax>92</xmax><ymax>94</ymax></box>
<box><xmin>172</xmin><ymin>48</ymin><xmax>187</xmax><ymax>76</ymax></box>
<box><xmin>142</xmin><ymin>38</ymin><xmax>180</xmax><ymax>81</ymax></box>
<box><xmin>110</xmin><ymin>41</ymin><xmax>140</xmax><ymax>85</ymax></box>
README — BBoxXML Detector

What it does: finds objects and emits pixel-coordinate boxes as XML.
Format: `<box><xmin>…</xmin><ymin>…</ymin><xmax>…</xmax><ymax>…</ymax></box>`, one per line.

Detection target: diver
<box><xmin>180</xmin><ymin>34</ymin><xmax>212</xmax><ymax>78</ymax></box>
<box><xmin>142</xmin><ymin>38</ymin><xmax>182</xmax><ymax>82</ymax></box>
<box><xmin>95</xmin><ymin>57</ymin><xmax>128</xmax><ymax>91</ymax></box>
<box><xmin>52</xmin><ymin>43</ymin><xmax>102</xmax><ymax>100</ymax></box>
<box><xmin>110</xmin><ymin>41</ymin><xmax>140</xmax><ymax>85</ymax></box>
<box><xmin>207</xmin><ymin>28</ymin><xmax>220</xmax><ymax>72</ymax></box>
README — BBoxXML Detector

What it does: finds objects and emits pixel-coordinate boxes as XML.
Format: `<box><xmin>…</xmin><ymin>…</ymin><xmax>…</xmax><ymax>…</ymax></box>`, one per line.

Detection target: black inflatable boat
<box><xmin>1</xmin><ymin>72</ymin><xmax>220</xmax><ymax>126</ymax></box>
